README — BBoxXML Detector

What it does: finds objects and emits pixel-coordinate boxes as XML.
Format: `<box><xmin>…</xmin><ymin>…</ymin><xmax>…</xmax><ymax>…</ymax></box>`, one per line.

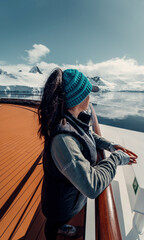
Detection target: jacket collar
<box><xmin>65</xmin><ymin>110</ymin><xmax>90</xmax><ymax>132</ymax></box>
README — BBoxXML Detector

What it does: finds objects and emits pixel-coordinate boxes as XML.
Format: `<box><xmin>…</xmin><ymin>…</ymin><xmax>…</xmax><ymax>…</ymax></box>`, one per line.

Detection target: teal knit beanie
<box><xmin>62</xmin><ymin>69</ymin><xmax>92</xmax><ymax>109</ymax></box>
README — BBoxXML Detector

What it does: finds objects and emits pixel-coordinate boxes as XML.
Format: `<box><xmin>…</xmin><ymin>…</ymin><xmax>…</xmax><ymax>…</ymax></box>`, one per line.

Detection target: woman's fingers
<box><xmin>130</xmin><ymin>157</ymin><xmax>137</xmax><ymax>162</ymax></box>
<box><xmin>114</xmin><ymin>145</ymin><xmax>138</xmax><ymax>158</ymax></box>
<box><xmin>123</xmin><ymin>150</ymin><xmax>137</xmax><ymax>158</ymax></box>
<box><xmin>124</xmin><ymin>149</ymin><xmax>138</xmax><ymax>157</ymax></box>
<box><xmin>128</xmin><ymin>161</ymin><xmax>137</xmax><ymax>165</ymax></box>
<box><xmin>113</xmin><ymin>145</ymin><xmax>138</xmax><ymax>164</ymax></box>
<box><xmin>129</xmin><ymin>157</ymin><xmax>137</xmax><ymax>164</ymax></box>
<box><xmin>130</xmin><ymin>159</ymin><xmax>137</xmax><ymax>162</ymax></box>
<box><xmin>129</xmin><ymin>154</ymin><xmax>137</xmax><ymax>159</ymax></box>
<box><xmin>124</xmin><ymin>150</ymin><xmax>138</xmax><ymax>158</ymax></box>
<box><xmin>128</xmin><ymin>162</ymin><xmax>135</xmax><ymax>165</ymax></box>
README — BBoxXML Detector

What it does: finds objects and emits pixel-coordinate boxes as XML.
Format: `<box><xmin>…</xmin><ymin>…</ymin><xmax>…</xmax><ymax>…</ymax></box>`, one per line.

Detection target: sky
<box><xmin>0</xmin><ymin>0</ymin><xmax>144</xmax><ymax>67</ymax></box>
<box><xmin>0</xmin><ymin>0</ymin><xmax>144</xmax><ymax>122</ymax></box>
<box><xmin>1</xmin><ymin>0</ymin><xmax>144</xmax><ymax>94</ymax></box>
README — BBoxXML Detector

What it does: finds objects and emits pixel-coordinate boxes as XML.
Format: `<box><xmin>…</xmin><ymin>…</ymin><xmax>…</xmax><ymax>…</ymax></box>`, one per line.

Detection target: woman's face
<box><xmin>68</xmin><ymin>95</ymin><xmax>90</xmax><ymax>117</ymax></box>
<box><xmin>80</xmin><ymin>95</ymin><xmax>90</xmax><ymax>111</ymax></box>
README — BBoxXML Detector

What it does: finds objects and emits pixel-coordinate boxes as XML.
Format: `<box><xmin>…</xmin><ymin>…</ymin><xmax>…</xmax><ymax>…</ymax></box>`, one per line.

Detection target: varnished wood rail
<box><xmin>90</xmin><ymin>104</ymin><xmax>122</xmax><ymax>240</ymax></box>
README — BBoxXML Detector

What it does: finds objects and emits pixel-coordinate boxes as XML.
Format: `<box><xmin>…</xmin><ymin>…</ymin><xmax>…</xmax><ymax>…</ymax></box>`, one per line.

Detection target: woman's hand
<box><xmin>113</xmin><ymin>145</ymin><xmax>138</xmax><ymax>165</ymax></box>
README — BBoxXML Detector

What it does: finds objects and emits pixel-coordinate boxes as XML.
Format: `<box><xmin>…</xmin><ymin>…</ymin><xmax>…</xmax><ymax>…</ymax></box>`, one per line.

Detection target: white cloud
<box><xmin>1</xmin><ymin>57</ymin><xmax>144</xmax><ymax>90</ymax></box>
<box><xmin>61</xmin><ymin>57</ymin><xmax>144</xmax><ymax>79</ymax></box>
<box><xmin>38</xmin><ymin>61</ymin><xmax>59</xmax><ymax>74</ymax></box>
<box><xmin>0</xmin><ymin>60</ymin><xmax>7</xmax><ymax>65</ymax></box>
<box><xmin>61</xmin><ymin>57</ymin><xmax>144</xmax><ymax>91</ymax></box>
<box><xmin>25</xmin><ymin>44</ymin><xmax>50</xmax><ymax>64</ymax></box>
<box><xmin>1</xmin><ymin>64</ymin><xmax>31</xmax><ymax>73</ymax></box>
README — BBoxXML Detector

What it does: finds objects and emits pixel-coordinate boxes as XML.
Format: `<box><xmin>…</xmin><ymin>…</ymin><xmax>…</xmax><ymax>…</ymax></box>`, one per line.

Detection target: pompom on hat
<box><xmin>62</xmin><ymin>69</ymin><xmax>92</xmax><ymax>109</ymax></box>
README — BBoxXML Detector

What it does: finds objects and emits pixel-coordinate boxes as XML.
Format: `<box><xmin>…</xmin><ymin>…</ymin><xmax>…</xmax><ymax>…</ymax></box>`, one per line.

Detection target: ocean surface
<box><xmin>0</xmin><ymin>91</ymin><xmax>144</xmax><ymax>133</ymax></box>
<box><xmin>91</xmin><ymin>91</ymin><xmax>144</xmax><ymax>133</ymax></box>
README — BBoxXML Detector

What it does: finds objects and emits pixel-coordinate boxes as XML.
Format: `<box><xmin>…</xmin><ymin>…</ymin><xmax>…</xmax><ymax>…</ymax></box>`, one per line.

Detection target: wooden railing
<box><xmin>90</xmin><ymin>104</ymin><xmax>122</xmax><ymax>240</ymax></box>
<box><xmin>0</xmin><ymin>97</ymin><xmax>40</xmax><ymax>107</ymax></box>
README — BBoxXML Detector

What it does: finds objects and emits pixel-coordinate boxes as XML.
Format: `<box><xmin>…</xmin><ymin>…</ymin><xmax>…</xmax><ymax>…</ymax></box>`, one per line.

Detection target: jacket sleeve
<box><xmin>91</xmin><ymin>130</ymin><xmax>116</xmax><ymax>151</ymax></box>
<box><xmin>51</xmin><ymin>134</ymin><xmax>130</xmax><ymax>199</ymax></box>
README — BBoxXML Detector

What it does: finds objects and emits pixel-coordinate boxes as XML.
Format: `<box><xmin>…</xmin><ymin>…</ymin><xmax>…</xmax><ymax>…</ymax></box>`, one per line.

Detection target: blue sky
<box><xmin>0</xmin><ymin>0</ymin><xmax>144</xmax><ymax>66</ymax></box>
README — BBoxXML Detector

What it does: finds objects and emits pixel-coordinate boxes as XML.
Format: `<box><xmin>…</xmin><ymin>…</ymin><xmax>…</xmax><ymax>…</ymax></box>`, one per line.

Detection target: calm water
<box><xmin>1</xmin><ymin>91</ymin><xmax>144</xmax><ymax>133</ymax></box>
<box><xmin>96</xmin><ymin>113</ymin><xmax>144</xmax><ymax>133</ymax></box>
<box><xmin>91</xmin><ymin>91</ymin><xmax>144</xmax><ymax>133</ymax></box>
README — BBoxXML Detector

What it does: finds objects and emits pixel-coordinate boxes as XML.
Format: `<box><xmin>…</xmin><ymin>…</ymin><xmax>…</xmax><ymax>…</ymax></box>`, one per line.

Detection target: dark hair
<box><xmin>37</xmin><ymin>68</ymin><xmax>65</xmax><ymax>140</ymax></box>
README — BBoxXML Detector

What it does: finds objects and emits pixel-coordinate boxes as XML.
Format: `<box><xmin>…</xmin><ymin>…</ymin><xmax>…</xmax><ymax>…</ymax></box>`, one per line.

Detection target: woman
<box><xmin>38</xmin><ymin>68</ymin><xmax>137</xmax><ymax>239</ymax></box>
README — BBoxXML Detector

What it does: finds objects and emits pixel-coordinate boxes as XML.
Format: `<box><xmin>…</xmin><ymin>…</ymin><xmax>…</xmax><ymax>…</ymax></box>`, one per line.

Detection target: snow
<box><xmin>0</xmin><ymin>66</ymin><xmax>144</xmax><ymax>92</ymax></box>
<box><xmin>0</xmin><ymin>69</ymin><xmax>46</xmax><ymax>87</ymax></box>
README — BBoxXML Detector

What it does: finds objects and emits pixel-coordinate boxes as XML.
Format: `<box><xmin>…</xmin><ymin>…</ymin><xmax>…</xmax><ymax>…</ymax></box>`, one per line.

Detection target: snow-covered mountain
<box><xmin>89</xmin><ymin>76</ymin><xmax>144</xmax><ymax>92</ymax></box>
<box><xmin>0</xmin><ymin>66</ymin><xmax>144</xmax><ymax>93</ymax></box>
<box><xmin>88</xmin><ymin>76</ymin><xmax>115</xmax><ymax>92</ymax></box>
<box><xmin>0</xmin><ymin>69</ymin><xmax>17</xmax><ymax>79</ymax></box>
<box><xmin>0</xmin><ymin>66</ymin><xmax>45</xmax><ymax>88</ymax></box>
<box><xmin>29</xmin><ymin>66</ymin><xmax>42</xmax><ymax>74</ymax></box>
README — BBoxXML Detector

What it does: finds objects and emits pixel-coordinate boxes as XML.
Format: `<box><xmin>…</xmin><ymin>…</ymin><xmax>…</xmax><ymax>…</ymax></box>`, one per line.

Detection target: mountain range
<box><xmin>0</xmin><ymin>66</ymin><xmax>144</xmax><ymax>93</ymax></box>
<box><xmin>0</xmin><ymin>65</ymin><xmax>42</xmax><ymax>76</ymax></box>
<box><xmin>0</xmin><ymin>66</ymin><xmax>107</xmax><ymax>93</ymax></box>
<box><xmin>0</xmin><ymin>69</ymin><xmax>17</xmax><ymax>79</ymax></box>
<box><xmin>29</xmin><ymin>66</ymin><xmax>42</xmax><ymax>74</ymax></box>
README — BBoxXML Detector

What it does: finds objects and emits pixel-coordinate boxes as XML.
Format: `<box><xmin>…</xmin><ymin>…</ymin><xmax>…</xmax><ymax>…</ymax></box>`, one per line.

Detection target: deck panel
<box><xmin>1</xmin><ymin>146</ymin><xmax>42</xmax><ymax>183</ymax></box>
<box><xmin>0</xmin><ymin>104</ymin><xmax>44</xmax><ymax>240</ymax></box>
<box><xmin>1</xmin><ymin>176</ymin><xmax>43</xmax><ymax>234</ymax></box>
<box><xmin>36</xmin><ymin>221</ymin><xmax>46</xmax><ymax>240</ymax></box>
<box><xmin>1</xmin><ymin>144</ymin><xmax>42</xmax><ymax>181</ymax></box>
<box><xmin>24</xmin><ymin>203</ymin><xmax>46</xmax><ymax>240</ymax></box>
<box><xmin>0</xmin><ymin>140</ymin><xmax>41</xmax><ymax>172</ymax></box>
<box><xmin>12</xmin><ymin>187</ymin><xmax>42</xmax><ymax>239</ymax></box>
<box><xmin>1</xmin><ymin>152</ymin><xmax>43</xmax><ymax>206</ymax></box>
<box><xmin>1</xmin><ymin>168</ymin><xmax>43</xmax><ymax>230</ymax></box>
<box><xmin>0</xmin><ymin>104</ymin><xmax>85</xmax><ymax>240</ymax></box>
<box><xmin>1</xmin><ymin>148</ymin><xmax>40</xmax><ymax>176</ymax></box>
<box><xmin>1</xmin><ymin>183</ymin><xmax>42</xmax><ymax>240</ymax></box>
<box><xmin>0</xmin><ymin>134</ymin><xmax>37</xmax><ymax>161</ymax></box>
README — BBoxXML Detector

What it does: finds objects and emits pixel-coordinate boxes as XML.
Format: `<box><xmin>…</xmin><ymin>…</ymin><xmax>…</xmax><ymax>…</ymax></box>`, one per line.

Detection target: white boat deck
<box><xmin>100</xmin><ymin>124</ymin><xmax>144</xmax><ymax>240</ymax></box>
<box><xmin>85</xmin><ymin>124</ymin><xmax>144</xmax><ymax>240</ymax></box>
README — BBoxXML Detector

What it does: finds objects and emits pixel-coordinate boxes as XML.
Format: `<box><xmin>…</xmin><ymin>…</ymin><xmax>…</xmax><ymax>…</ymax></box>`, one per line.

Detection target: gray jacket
<box><xmin>51</xmin><ymin>131</ymin><xmax>129</xmax><ymax>199</ymax></box>
<box><xmin>41</xmin><ymin>110</ymin><xmax>130</xmax><ymax>223</ymax></box>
